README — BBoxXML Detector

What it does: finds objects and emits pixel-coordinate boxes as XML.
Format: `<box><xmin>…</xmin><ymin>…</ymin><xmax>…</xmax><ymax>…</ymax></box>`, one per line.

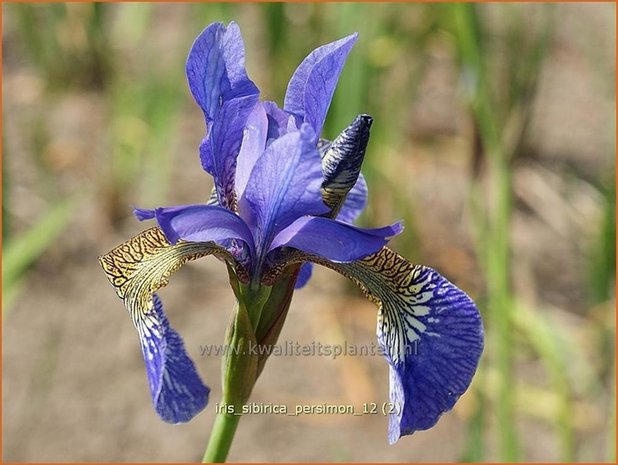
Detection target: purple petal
<box><xmin>270</xmin><ymin>216</ymin><xmax>403</xmax><ymax>262</ymax></box>
<box><xmin>336</xmin><ymin>174</ymin><xmax>368</xmax><ymax>224</ymax></box>
<box><xmin>200</xmin><ymin>94</ymin><xmax>260</xmax><ymax>209</ymax></box>
<box><xmin>243</xmin><ymin>124</ymin><xmax>330</xmax><ymax>255</ymax></box>
<box><xmin>186</xmin><ymin>22</ymin><xmax>259</xmax><ymax>120</ymax></box>
<box><xmin>284</xmin><ymin>33</ymin><xmax>358</xmax><ymax>137</ymax></box>
<box><xmin>235</xmin><ymin>102</ymin><xmax>268</xmax><ymax>202</ymax></box>
<box><xmin>263</xmin><ymin>101</ymin><xmax>294</xmax><ymax>142</ymax></box>
<box><xmin>377</xmin><ymin>267</ymin><xmax>484</xmax><ymax>443</ymax></box>
<box><xmin>295</xmin><ymin>263</ymin><xmax>314</xmax><ymax>289</ymax></box>
<box><xmin>140</xmin><ymin>294</ymin><xmax>210</xmax><ymax>423</ymax></box>
<box><xmin>134</xmin><ymin>207</ymin><xmax>156</xmax><ymax>221</ymax></box>
<box><xmin>186</xmin><ymin>22</ymin><xmax>260</xmax><ymax>209</ymax></box>
<box><xmin>138</xmin><ymin>204</ymin><xmax>255</xmax><ymax>258</ymax></box>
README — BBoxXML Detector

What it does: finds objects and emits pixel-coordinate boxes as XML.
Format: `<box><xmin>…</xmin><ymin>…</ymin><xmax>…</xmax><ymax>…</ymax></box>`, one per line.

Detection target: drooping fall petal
<box><xmin>141</xmin><ymin>294</ymin><xmax>210</xmax><ymax>423</ymax></box>
<box><xmin>98</xmin><ymin>228</ymin><xmax>240</xmax><ymax>423</ymax></box>
<box><xmin>266</xmin><ymin>246</ymin><xmax>483</xmax><ymax>442</ymax></box>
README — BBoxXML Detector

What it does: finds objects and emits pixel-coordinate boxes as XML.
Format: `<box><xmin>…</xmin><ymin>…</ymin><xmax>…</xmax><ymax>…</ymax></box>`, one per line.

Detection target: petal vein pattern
<box><xmin>98</xmin><ymin>228</ymin><xmax>237</xmax><ymax>422</ymax></box>
<box><xmin>243</xmin><ymin>127</ymin><xmax>328</xmax><ymax>257</ymax></box>
<box><xmin>266</xmin><ymin>246</ymin><xmax>483</xmax><ymax>440</ymax></box>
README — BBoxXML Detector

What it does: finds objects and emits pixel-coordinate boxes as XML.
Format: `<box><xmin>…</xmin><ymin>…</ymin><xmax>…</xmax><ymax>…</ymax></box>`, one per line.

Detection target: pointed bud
<box><xmin>320</xmin><ymin>114</ymin><xmax>373</xmax><ymax>217</ymax></box>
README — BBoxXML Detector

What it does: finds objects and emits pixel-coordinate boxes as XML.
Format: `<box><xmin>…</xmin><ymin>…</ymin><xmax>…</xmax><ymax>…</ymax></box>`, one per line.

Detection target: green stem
<box><xmin>202</xmin><ymin>412</ymin><xmax>241</xmax><ymax>463</ymax></box>
<box><xmin>201</xmin><ymin>282</ymin><xmax>272</xmax><ymax>463</ymax></box>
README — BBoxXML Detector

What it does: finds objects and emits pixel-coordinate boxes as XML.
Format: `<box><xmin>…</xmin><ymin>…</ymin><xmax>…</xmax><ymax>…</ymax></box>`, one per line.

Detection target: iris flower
<box><xmin>99</xmin><ymin>21</ymin><xmax>483</xmax><ymax>449</ymax></box>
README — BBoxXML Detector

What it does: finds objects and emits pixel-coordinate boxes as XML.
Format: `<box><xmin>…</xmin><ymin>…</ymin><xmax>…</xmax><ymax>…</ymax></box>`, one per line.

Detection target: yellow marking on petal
<box><xmin>99</xmin><ymin>227</ymin><xmax>235</xmax><ymax>327</ymax></box>
<box><xmin>265</xmin><ymin>246</ymin><xmax>437</xmax><ymax>364</ymax></box>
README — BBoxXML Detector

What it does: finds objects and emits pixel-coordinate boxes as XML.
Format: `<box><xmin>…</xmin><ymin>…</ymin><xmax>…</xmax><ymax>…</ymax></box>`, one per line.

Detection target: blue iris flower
<box><xmin>99</xmin><ymin>22</ymin><xmax>483</xmax><ymax>445</ymax></box>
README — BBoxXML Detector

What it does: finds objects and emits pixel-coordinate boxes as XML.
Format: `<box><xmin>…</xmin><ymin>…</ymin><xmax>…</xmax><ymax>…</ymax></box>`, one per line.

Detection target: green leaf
<box><xmin>3</xmin><ymin>195</ymin><xmax>78</xmax><ymax>313</ymax></box>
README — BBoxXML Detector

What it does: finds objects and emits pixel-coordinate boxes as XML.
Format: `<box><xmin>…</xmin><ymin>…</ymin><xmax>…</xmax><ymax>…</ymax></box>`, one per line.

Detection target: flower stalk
<box><xmin>202</xmin><ymin>412</ymin><xmax>240</xmax><ymax>463</ymax></box>
<box><xmin>203</xmin><ymin>276</ymin><xmax>293</xmax><ymax>462</ymax></box>
<box><xmin>202</xmin><ymin>288</ymin><xmax>258</xmax><ymax>462</ymax></box>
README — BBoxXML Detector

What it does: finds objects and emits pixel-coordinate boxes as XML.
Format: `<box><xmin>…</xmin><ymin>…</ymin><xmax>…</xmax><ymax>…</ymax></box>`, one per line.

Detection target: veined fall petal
<box><xmin>266</xmin><ymin>246</ymin><xmax>484</xmax><ymax>442</ymax></box>
<box><xmin>98</xmin><ymin>228</ymin><xmax>242</xmax><ymax>422</ymax></box>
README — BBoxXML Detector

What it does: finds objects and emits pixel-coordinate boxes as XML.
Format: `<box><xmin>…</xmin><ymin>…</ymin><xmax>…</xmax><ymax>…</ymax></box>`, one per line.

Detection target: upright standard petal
<box><xmin>263</xmin><ymin>101</ymin><xmax>294</xmax><ymax>143</ymax></box>
<box><xmin>243</xmin><ymin>124</ymin><xmax>330</xmax><ymax>259</ymax></box>
<box><xmin>270</xmin><ymin>216</ymin><xmax>403</xmax><ymax>263</ymax></box>
<box><xmin>186</xmin><ymin>22</ymin><xmax>258</xmax><ymax>119</ymax></box>
<box><xmin>235</xmin><ymin>103</ymin><xmax>268</xmax><ymax>202</ymax></box>
<box><xmin>136</xmin><ymin>205</ymin><xmax>256</xmax><ymax>259</ymax></box>
<box><xmin>266</xmin><ymin>247</ymin><xmax>483</xmax><ymax>442</ymax></box>
<box><xmin>199</xmin><ymin>94</ymin><xmax>260</xmax><ymax>209</ymax></box>
<box><xmin>186</xmin><ymin>22</ymin><xmax>260</xmax><ymax>209</ymax></box>
<box><xmin>284</xmin><ymin>33</ymin><xmax>358</xmax><ymax>137</ymax></box>
<box><xmin>98</xmin><ymin>228</ymin><xmax>237</xmax><ymax>423</ymax></box>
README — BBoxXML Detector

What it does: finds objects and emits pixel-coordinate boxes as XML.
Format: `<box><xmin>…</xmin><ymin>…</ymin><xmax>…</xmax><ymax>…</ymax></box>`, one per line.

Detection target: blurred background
<box><xmin>2</xmin><ymin>2</ymin><xmax>615</xmax><ymax>462</ymax></box>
